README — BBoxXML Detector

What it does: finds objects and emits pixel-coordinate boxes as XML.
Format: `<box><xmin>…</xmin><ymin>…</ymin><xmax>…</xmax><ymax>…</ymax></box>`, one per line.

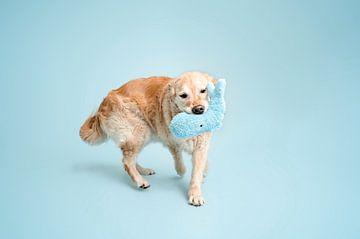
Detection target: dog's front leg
<box><xmin>188</xmin><ymin>132</ymin><xmax>211</xmax><ymax>206</ymax></box>
<box><xmin>168</xmin><ymin>145</ymin><xmax>186</xmax><ymax>177</ymax></box>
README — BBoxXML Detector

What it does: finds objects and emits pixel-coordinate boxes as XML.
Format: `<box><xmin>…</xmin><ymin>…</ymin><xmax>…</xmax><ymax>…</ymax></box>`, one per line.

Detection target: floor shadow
<box><xmin>173</xmin><ymin>176</ymin><xmax>189</xmax><ymax>200</ymax></box>
<box><xmin>152</xmin><ymin>175</ymin><xmax>188</xmax><ymax>200</ymax></box>
<box><xmin>73</xmin><ymin>162</ymin><xmax>133</xmax><ymax>188</ymax></box>
<box><xmin>73</xmin><ymin>161</ymin><xmax>189</xmax><ymax>198</ymax></box>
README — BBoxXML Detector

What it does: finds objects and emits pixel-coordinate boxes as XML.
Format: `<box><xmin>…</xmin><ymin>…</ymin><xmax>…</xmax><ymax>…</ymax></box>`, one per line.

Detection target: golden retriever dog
<box><xmin>80</xmin><ymin>71</ymin><xmax>216</xmax><ymax>206</ymax></box>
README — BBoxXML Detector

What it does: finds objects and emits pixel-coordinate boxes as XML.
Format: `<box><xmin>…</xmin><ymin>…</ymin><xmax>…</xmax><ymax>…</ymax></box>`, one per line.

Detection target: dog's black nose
<box><xmin>192</xmin><ymin>105</ymin><xmax>205</xmax><ymax>114</ymax></box>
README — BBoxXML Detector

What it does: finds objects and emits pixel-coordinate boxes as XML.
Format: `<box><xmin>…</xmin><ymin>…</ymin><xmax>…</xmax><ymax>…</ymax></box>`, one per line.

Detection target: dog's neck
<box><xmin>161</xmin><ymin>92</ymin><xmax>180</xmax><ymax>124</ymax></box>
<box><xmin>156</xmin><ymin>83</ymin><xmax>182</xmax><ymax>137</ymax></box>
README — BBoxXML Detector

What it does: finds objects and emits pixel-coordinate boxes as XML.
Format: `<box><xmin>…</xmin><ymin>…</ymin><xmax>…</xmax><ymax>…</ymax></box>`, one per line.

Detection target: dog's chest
<box><xmin>169</xmin><ymin>137</ymin><xmax>195</xmax><ymax>154</ymax></box>
<box><xmin>178</xmin><ymin>139</ymin><xmax>194</xmax><ymax>154</ymax></box>
<box><xmin>151</xmin><ymin>132</ymin><xmax>194</xmax><ymax>154</ymax></box>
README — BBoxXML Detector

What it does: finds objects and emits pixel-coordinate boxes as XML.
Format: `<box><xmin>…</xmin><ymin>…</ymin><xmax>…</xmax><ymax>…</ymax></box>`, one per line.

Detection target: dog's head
<box><xmin>169</xmin><ymin>72</ymin><xmax>216</xmax><ymax>114</ymax></box>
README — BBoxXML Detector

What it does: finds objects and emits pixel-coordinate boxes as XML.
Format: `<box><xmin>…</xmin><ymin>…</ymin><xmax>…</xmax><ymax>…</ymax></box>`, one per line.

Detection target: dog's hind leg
<box><xmin>121</xmin><ymin>142</ymin><xmax>150</xmax><ymax>189</ymax></box>
<box><xmin>99</xmin><ymin>94</ymin><xmax>153</xmax><ymax>188</ymax></box>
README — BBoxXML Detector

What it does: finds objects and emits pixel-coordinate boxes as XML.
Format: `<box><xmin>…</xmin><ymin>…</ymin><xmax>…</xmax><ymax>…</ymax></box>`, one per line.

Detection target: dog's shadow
<box><xmin>73</xmin><ymin>162</ymin><xmax>188</xmax><ymax>199</ymax></box>
<box><xmin>73</xmin><ymin>162</ymin><xmax>133</xmax><ymax>187</ymax></box>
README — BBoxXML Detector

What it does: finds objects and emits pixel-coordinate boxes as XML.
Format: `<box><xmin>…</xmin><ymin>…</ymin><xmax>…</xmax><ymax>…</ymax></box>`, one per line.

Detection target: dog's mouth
<box><xmin>184</xmin><ymin>108</ymin><xmax>193</xmax><ymax>114</ymax></box>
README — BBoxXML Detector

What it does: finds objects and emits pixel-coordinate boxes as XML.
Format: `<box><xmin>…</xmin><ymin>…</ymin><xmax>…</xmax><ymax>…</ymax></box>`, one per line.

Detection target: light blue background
<box><xmin>0</xmin><ymin>0</ymin><xmax>359</xmax><ymax>238</ymax></box>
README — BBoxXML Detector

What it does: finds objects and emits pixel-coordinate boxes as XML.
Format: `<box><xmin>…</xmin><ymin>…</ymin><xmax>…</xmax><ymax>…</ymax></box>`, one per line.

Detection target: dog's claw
<box><xmin>188</xmin><ymin>194</ymin><xmax>205</xmax><ymax>206</ymax></box>
<box><xmin>139</xmin><ymin>183</ymin><xmax>150</xmax><ymax>189</ymax></box>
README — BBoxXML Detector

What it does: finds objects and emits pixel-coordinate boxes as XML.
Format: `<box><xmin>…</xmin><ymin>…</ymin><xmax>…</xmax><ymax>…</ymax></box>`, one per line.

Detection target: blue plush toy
<box><xmin>169</xmin><ymin>79</ymin><xmax>226</xmax><ymax>138</ymax></box>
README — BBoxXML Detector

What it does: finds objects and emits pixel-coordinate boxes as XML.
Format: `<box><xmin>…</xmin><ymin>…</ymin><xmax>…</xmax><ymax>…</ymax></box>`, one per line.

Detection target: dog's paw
<box><xmin>175</xmin><ymin>161</ymin><xmax>186</xmax><ymax>177</ymax></box>
<box><xmin>138</xmin><ymin>167</ymin><xmax>156</xmax><ymax>176</ymax></box>
<box><xmin>188</xmin><ymin>194</ymin><xmax>205</xmax><ymax>207</ymax></box>
<box><xmin>137</xmin><ymin>180</ymin><xmax>150</xmax><ymax>190</ymax></box>
<box><xmin>188</xmin><ymin>187</ymin><xmax>205</xmax><ymax>206</ymax></box>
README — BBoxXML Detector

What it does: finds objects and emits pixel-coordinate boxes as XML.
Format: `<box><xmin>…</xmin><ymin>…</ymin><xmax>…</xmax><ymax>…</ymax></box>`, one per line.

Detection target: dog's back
<box><xmin>79</xmin><ymin>76</ymin><xmax>172</xmax><ymax>145</ymax></box>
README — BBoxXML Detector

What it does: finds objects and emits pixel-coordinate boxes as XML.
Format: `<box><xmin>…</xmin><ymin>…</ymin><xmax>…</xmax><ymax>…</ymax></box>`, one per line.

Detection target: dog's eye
<box><xmin>200</xmin><ymin>89</ymin><xmax>207</xmax><ymax>93</ymax></box>
<box><xmin>179</xmin><ymin>93</ymin><xmax>188</xmax><ymax>99</ymax></box>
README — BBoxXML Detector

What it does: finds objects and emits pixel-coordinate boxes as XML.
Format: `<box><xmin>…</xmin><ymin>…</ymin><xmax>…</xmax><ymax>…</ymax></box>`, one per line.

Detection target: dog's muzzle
<box><xmin>192</xmin><ymin>105</ymin><xmax>205</xmax><ymax>114</ymax></box>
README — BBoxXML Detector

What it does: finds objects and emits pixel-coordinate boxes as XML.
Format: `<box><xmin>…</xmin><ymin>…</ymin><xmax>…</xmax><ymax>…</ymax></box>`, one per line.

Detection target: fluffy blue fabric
<box><xmin>169</xmin><ymin>79</ymin><xmax>226</xmax><ymax>138</ymax></box>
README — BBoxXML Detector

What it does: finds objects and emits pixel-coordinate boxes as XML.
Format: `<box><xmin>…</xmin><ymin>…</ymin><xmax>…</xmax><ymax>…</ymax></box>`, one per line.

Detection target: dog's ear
<box><xmin>207</xmin><ymin>75</ymin><xmax>217</xmax><ymax>85</ymax></box>
<box><xmin>207</xmin><ymin>81</ymin><xmax>215</xmax><ymax>96</ymax></box>
<box><xmin>168</xmin><ymin>78</ymin><xmax>178</xmax><ymax>96</ymax></box>
<box><xmin>206</xmin><ymin>75</ymin><xmax>217</xmax><ymax>99</ymax></box>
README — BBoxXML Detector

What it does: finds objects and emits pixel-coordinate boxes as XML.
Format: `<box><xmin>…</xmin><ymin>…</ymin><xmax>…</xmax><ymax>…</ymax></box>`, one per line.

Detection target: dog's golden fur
<box><xmin>80</xmin><ymin>71</ymin><xmax>216</xmax><ymax>206</ymax></box>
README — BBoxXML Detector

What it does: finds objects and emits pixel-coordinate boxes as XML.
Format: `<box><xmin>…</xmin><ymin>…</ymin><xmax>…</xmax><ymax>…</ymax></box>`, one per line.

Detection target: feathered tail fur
<box><xmin>79</xmin><ymin>114</ymin><xmax>107</xmax><ymax>145</ymax></box>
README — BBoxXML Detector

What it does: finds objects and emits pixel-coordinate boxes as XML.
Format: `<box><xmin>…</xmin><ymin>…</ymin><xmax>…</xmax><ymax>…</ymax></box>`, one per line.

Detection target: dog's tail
<box><xmin>79</xmin><ymin>113</ymin><xmax>107</xmax><ymax>145</ymax></box>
